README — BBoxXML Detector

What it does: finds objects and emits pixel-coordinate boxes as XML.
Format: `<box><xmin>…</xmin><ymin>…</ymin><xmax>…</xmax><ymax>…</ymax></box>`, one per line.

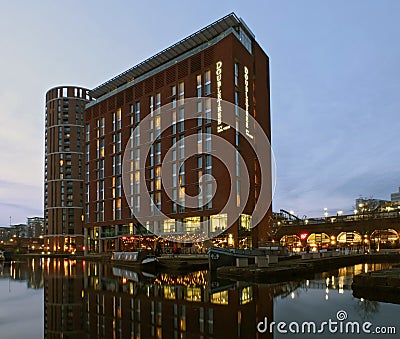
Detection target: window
<box><xmin>240</xmin><ymin>286</ymin><xmax>253</xmax><ymax>305</ymax></box>
<box><xmin>113</xmin><ymin>132</ymin><xmax>121</xmax><ymax>153</ymax></box>
<box><xmin>178</xmin><ymin>135</ymin><xmax>184</xmax><ymax>159</ymax></box>
<box><xmin>155</xmin><ymin>142</ymin><xmax>161</xmax><ymax>165</ymax></box>
<box><xmin>210</xmin><ymin>214</ymin><xmax>227</xmax><ymax>232</ymax></box>
<box><xmin>236</xmin><ymin>180</ymin><xmax>240</xmax><ymax>207</ymax></box>
<box><xmin>205</xmin><ymin>183</ymin><xmax>213</xmax><ymax>209</ymax></box>
<box><xmin>131</xmin><ymin>101</ymin><xmax>140</xmax><ymax>124</ymax></box>
<box><xmin>156</xmin><ymin>92</ymin><xmax>161</xmax><ymax>109</ymax></box>
<box><xmin>172</xmin><ymin>110</ymin><xmax>176</xmax><ymax>134</ymax></box>
<box><xmin>179</xmin><ymin>162</ymin><xmax>185</xmax><ymax>187</ymax></box>
<box><xmin>97</xmin><ymin>180</ymin><xmax>104</xmax><ymax>201</ymax></box>
<box><xmin>234</xmin><ymin>63</ymin><xmax>239</xmax><ymax>86</ymax></box>
<box><xmin>112</xmin><ymin>154</ymin><xmax>121</xmax><ymax>175</ymax></box>
<box><xmin>235</xmin><ymin>91</ymin><xmax>240</xmax><ymax>116</ymax></box>
<box><xmin>97</xmin><ymin>117</ymin><xmax>105</xmax><ymax>137</ymax></box>
<box><xmin>235</xmin><ymin>120</ymin><xmax>239</xmax><ymax>147</ymax></box>
<box><xmin>197</xmin><ymin>129</ymin><xmax>202</xmax><ymax>153</ymax></box>
<box><xmin>205</xmin><ymin>126</ymin><xmax>211</xmax><ymax>152</ymax></box>
<box><xmin>114</xmin><ymin>198</ymin><xmax>121</xmax><ymax>220</ymax></box>
<box><xmin>196</xmin><ymin>75</ymin><xmax>202</xmax><ymax>97</ymax></box>
<box><xmin>113</xmin><ymin>108</ymin><xmax>121</xmax><ymax>131</ymax></box>
<box><xmin>240</xmin><ymin>214</ymin><xmax>252</xmax><ymax>231</ymax></box>
<box><xmin>183</xmin><ymin>216</ymin><xmax>201</xmax><ymax>233</ymax></box>
<box><xmin>204</xmin><ymin>70</ymin><xmax>211</xmax><ymax>96</ymax></box>
<box><xmin>163</xmin><ymin>219</ymin><xmax>176</xmax><ymax>233</ymax></box>
<box><xmin>239</xmin><ymin>28</ymin><xmax>252</xmax><ymax>53</ymax></box>
<box><xmin>98</xmin><ymin>159</ymin><xmax>104</xmax><ymax>179</ymax></box>
<box><xmin>235</xmin><ymin>150</ymin><xmax>240</xmax><ymax>176</ymax></box>
<box><xmin>97</xmin><ymin>138</ymin><xmax>104</xmax><ymax>158</ymax></box>
<box><xmin>178</xmin><ymin>107</ymin><xmax>184</xmax><ymax>133</ymax></box>
<box><xmin>205</xmin><ymin>98</ymin><xmax>211</xmax><ymax>123</ymax></box>
<box><xmin>155</xmin><ymin>115</ymin><xmax>161</xmax><ymax>131</ymax></box>
<box><xmin>150</xmin><ymin>95</ymin><xmax>154</xmax><ymax>113</ymax></box>
<box><xmin>85</xmin><ymin>123</ymin><xmax>90</xmax><ymax>142</ymax></box>
<box><xmin>178</xmin><ymin>82</ymin><xmax>184</xmax><ymax>101</ymax></box>
<box><xmin>172</xmin><ymin>163</ymin><xmax>177</xmax><ymax>187</ymax></box>
<box><xmin>205</xmin><ymin>154</ymin><xmax>212</xmax><ymax>171</ymax></box>
<box><xmin>211</xmin><ymin>291</ymin><xmax>228</xmax><ymax>305</ymax></box>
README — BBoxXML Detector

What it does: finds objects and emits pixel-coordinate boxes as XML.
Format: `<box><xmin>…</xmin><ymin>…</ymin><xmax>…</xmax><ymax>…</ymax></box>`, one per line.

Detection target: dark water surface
<box><xmin>0</xmin><ymin>259</ymin><xmax>398</xmax><ymax>339</ymax></box>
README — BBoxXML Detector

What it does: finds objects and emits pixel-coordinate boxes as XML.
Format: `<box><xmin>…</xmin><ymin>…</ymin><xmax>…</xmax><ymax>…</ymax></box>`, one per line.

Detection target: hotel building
<box><xmin>44</xmin><ymin>86</ymin><xmax>92</xmax><ymax>253</ymax></box>
<box><xmin>83</xmin><ymin>13</ymin><xmax>272</xmax><ymax>253</ymax></box>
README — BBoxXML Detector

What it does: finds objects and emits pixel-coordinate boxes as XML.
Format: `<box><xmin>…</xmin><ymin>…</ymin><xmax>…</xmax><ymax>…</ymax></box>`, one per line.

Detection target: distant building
<box><xmin>391</xmin><ymin>187</ymin><xmax>400</xmax><ymax>202</ymax></box>
<box><xmin>0</xmin><ymin>224</ymin><xmax>27</xmax><ymax>240</ymax></box>
<box><xmin>0</xmin><ymin>227</ymin><xmax>12</xmax><ymax>241</ymax></box>
<box><xmin>355</xmin><ymin>198</ymin><xmax>389</xmax><ymax>213</ymax></box>
<box><xmin>27</xmin><ymin>217</ymin><xmax>45</xmax><ymax>238</ymax></box>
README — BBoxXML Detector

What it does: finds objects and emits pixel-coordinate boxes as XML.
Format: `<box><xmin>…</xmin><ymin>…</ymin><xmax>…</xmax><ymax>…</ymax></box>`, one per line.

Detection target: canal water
<box><xmin>0</xmin><ymin>259</ymin><xmax>398</xmax><ymax>339</ymax></box>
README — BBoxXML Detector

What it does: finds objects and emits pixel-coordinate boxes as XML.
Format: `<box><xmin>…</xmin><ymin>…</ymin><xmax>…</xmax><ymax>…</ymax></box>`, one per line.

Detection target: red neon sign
<box><xmin>300</xmin><ymin>233</ymin><xmax>308</xmax><ymax>240</ymax></box>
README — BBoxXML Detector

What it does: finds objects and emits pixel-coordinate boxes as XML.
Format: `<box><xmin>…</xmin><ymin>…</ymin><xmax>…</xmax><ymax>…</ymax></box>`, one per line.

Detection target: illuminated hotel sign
<box><xmin>244</xmin><ymin>66</ymin><xmax>253</xmax><ymax>139</ymax></box>
<box><xmin>216</xmin><ymin>61</ymin><xmax>230</xmax><ymax>133</ymax></box>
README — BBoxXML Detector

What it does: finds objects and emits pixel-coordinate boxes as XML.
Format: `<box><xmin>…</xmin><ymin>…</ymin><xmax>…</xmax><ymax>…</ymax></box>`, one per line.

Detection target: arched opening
<box><xmin>306</xmin><ymin>233</ymin><xmax>330</xmax><ymax>250</ymax></box>
<box><xmin>337</xmin><ymin>231</ymin><xmax>362</xmax><ymax>245</ymax></box>
<box><xmin>370</xmin><ymin>229</ymin><xmax>399</xmax><ymax>250</ymax></box>
<box><xmin>280</xmin><ymin>235</ymin><xmax>302</xmax><ymax>252</ymax></box>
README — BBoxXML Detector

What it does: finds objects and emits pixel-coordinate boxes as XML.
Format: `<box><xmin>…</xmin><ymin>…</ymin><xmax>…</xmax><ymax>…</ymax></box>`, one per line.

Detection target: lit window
<box><xmin>163</xmin><ymin>219</ymin><xmax>176</xmax><ymax>233</ymax></box>
<box><xmin>178</xmin><ymin>82</ymin><xmax>184</xmax><ymax>101</ymax></box>
<box><xmin>240</xmin><ymin>286</ymin><xmax>253</xmax><ymax>305</ymax></box>
<box><xmin>210</xmin><ymin>214</ymin><xmax>227</xmax><ymax>232</ymax></box>
<box><xmin>211</xmin><ymin>291</ymin><xmax>228</xmax><ymax>305</ymax></box>
<box><xmin>196</xmin><ymin>75</ymin><xmax>202</xmax><ymax>97</ymax></box>
<box><xmin>204</xmin><ymin>70</ymin><xmax>211</xmax><ymax>96</ymax></box>
<box><xmin>183</xmin><ymin>216</ymin><xmax>201</xmax><ymax>233</ymax></box>
<box><xmin>240</xmin><ymin>214</ymin><xmax>252</xmax><ymax>231</ymax></box>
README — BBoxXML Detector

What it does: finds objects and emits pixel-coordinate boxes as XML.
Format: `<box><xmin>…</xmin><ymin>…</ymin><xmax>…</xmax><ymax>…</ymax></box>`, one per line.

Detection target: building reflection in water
<box><xmin>85</xmin><ymin>263</ymin><xmax>275</xmax><ymax>339</ymax></box>
<box><xmin>43</xmin><ymin>259</ymin><xmax>276</xmax><ymax>339</ymax></box>
<box><xmin>0</xmin><ymin>258</ymin><xmax>44</xmax><ymax>289</ymax></box>
<box><xmin>2</xmin><ymin>259</ymin><xmax>389</xmax><ymax>339</ymax></box>
<box><xmin>43</xmin><ymin>258</ymin><xmax>85</xmax><ymax>338</ymax></box>
<box><xmin>288</xmin><ymin>263</ymin><xmax>393</xmax><ymax>301</ymax></box>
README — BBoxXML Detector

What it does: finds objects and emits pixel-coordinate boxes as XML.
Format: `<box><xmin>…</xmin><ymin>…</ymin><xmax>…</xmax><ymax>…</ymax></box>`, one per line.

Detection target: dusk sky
<box><xmin>1</xmin><ymin>0</ymin><xmax>399</xmax><ymax>225</ymax></box>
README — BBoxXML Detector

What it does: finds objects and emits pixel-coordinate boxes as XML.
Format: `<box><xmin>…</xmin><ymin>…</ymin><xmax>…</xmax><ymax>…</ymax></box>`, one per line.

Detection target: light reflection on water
<box><xmin>0</xmin><ymin>260</ymin><xmax>398</xmax><ymax>338</ymax></box>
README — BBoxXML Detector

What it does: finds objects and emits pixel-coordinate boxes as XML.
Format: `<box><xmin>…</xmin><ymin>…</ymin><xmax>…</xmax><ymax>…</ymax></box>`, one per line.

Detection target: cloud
<box><xmin>0</xmin><ymin>180</ymin><xmax>42</xmax><ymax>225</ymax></box>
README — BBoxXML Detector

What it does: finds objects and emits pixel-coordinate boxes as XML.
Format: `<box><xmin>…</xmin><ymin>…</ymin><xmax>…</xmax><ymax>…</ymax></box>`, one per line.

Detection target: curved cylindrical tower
<box><xmin>44</xmin><ymin>86</ymin><xmax>92</xmax><ymax>253</ymax></box>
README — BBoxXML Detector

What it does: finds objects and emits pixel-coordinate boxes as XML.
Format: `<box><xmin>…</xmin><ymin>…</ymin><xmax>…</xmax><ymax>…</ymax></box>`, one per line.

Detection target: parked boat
<box><xmin>112</xmin><ymin>250</ymin><xmax>159</xmax><ymax>269</ymax></box>
<box><xmin>112</xmin><ymin>266</ymin><xmax>157</xmax><ymax>282</ymax></box>
<box><xmin>208</xmin><ymin>246</ymin><xmax>289</xmax><ymax>271</ymax></box>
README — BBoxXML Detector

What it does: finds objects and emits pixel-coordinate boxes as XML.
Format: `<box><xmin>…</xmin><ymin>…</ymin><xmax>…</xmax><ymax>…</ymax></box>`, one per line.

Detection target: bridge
<box><xmin>274</xmin><ymin>210</ymin><xmax>400</xmax><ymax>249</ymax></box>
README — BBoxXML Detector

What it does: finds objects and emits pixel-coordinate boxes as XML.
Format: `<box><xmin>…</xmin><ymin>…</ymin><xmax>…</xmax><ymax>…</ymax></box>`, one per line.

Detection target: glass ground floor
<box><xmin>86</xmin><ymin>213</ymin><xmax>255</xmax><ymax>253</ymax></box>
